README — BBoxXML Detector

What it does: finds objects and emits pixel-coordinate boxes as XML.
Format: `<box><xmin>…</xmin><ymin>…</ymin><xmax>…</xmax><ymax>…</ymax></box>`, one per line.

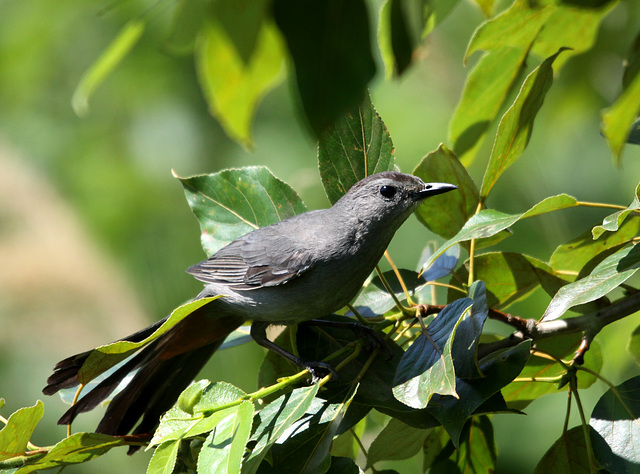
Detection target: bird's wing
<box><xmin>186</xmin><ymin>231</ymin><xmax>314</xmax><ymax>290</ymax></box>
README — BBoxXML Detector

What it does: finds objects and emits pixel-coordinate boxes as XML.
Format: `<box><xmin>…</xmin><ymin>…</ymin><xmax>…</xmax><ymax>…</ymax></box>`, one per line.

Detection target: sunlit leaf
<box><xmin>318</xmin><ymin>92</ymin><xmax>395</xmax><ymax>204</ymax></box>
<box><xmin>273</xmin><ymin>0</ymin><xmax>376</xmax><ymax>136</ymax></box>
<box><xmin>196</xmin><ymin>20</ymin><xmax>284</xmax><ymax>147</ymax></box>
<box><xmin>197</xmin><ymin>401</ymin><xmax>253</xmax><ymax>474</ymax></box>
<box><xmin>242</xmin><ymin>385</ymin><xmax>320</xmax><ymax>474</ymax></box>
<box><xmin>592</xmin><ymin>184</ymin><xmax>640</xmax><ymax>239</ymax></box>
<box><xmin>590</xmin><ymin>376</ymin><xmax>640</xmax><ymax>470</ymax></box>
<box><xmin>72</xmin><ymin>20</ymin><xmax>145</xmax><ymax>116</ymax></box>
<box><xmin>393</xmin><ymin>298</ymin><xmax>472</xmax><ymax>409</ymax></box>
<box><xmin>480</xmin><ymin>48</ymin><xmax>565</xmax><ymax>198</ymax></box>
<box><xmin>413</xmin><ymin>144</ymin><xmax>480</xmax><ymax>238</ymax></box>
<box><xmin>551</xmin><ymin>216</ymin><xmax>640</xmax><ymax>275</ymax></box>
<box><xmin>465</xmin><ymin>1</ymin><xmax>554</xmax><ymax>61</ymax></box>
<box><xmin>77</xmin><ymin>297</ymin><xmax>220</xmax><ymax>384</ymax></box>
<box><xmin>449</xmin><ymin>47</ymin><xmax>529</xmax><ymax>166</ymax></box>
<box><xmin>503</xmin><ymin>334</ymin><xmax>602</xmax><ymax>410</ymax></box>
<box><xmin>0</xmin><ymin>401</ymin><xmax>44</xmax><ymax>461</ymax></box>
<box><xmin>177</xmin><ymin>167</ymin><xmax>306</xmax><ymax>255</ymax></box>
<box><xmin>15</xmin><ymin>433</ymin><xmax>127</xmax><ymax>473</ymax></box>
<box><xmin>423</xmin><ymin>194</ymin><xmax>578</xmax><ymax>271</ymax></box>
<box><xmin>542</xmin><ymin>243</ymin><xmax>640</xmax><ymax>321</ymax></box>
<box><xmin>146</xmin><ymin>440</ymin><xmax>180</xmax><ymax>474</ymax></box>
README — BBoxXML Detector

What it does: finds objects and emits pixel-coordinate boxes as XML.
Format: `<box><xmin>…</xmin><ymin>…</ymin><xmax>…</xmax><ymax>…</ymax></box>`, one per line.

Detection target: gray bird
<box><xmin>44</xmin><ymin>171</ymin><xmax>456</xmax><ymax>442</ymax></box>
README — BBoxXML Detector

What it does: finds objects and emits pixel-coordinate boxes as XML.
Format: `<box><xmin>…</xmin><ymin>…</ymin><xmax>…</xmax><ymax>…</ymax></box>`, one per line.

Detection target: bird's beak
<box><xmin>413</xmin><ymin>182</ymin><xmax>458</xmax><ymax>200</ymax></box>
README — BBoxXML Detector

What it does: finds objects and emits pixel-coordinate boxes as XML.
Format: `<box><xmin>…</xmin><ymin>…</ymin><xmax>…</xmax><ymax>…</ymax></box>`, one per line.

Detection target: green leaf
<box><xmin>197</xmin><ymin>401</ymin><xmax>253</xmax><ymax>474</ymax></box>
<box><xmin>424</xmin><ymin>194</ymin><xmax>578</xmax><ymax>270</ymax></box>
<box><xmin>393</xmin><ymin>298</ymin><xmax>472</xmax><ymax>409</ymax></box>
<box><xmin>366</xmin><ymin>418</ymin><xmax>431</xmax><ymax>468</ymax></box>
<box><xmin>413</xmin><ymin>144</ymin><xmax>480</xmax><ymax>238</ymax></box>
<box><xmin>449</xmin><ymin>46</ymin><xmax>529</xmax><ymax>166</ymax></box>
<box><xmin>76</xmin><ymin>297</ymin><xmax>219</xmax><ymax>384</ymax></box>
<box><xmin>427</xmin><ymin>340</ymin><xmax>531</xmax><ymax>447</ymax></box>
<box><xmin>533</xmin><ymin>426</ymin><xmax>594</xmax><ymax>474</ymax></box>
<box><xmin>628</xmin><ymin>324</ymin><xmax>640</xmax><ymax>365</ymax></box>
<box><xmin>542</xmin><ymin>243</ymin><xmax>640</xmax><ymax>321</ymax></box>
<box><xmin>15</xmin><ymin>433</ymin><xmax>128</xmax><ymax>473</ymax></box>
<box><xmin>273</xmin><ymin>0</ymin><xmax>376</xmax><ymax>137</ymax></box>
<box><xmin>551</xmin><ymin>216</ymin><xmax>640</xmax><ymax>275</ymax></box>
<box><xmin>146</xmin><ymin>440</ymin><xmax>180</xmax><ymax>474</ymax></box>
<box><xmin>602</xmin><ymin>36</ymin><xmax>640</xmax><ymax>164</ymax></box>
<box><xmin>209</xmin><ymin>0</ymin><xmax>270</xmax><ymax>64</ymax></box>
<box><xmin>502</xmin><ymin>334</ymin><xmax>602</xmax><ymax>410</ymax></box>
<box><xmin>419</xmin><ymin>244</ymin><xmax>460</xmax><ymax>283</ymax></box>
<box><xmin>592</xmin><ymin>184</ymin><xmax>640</xmax><ymax>239</ymax></box>
<box><xmin>465</xmin><ymin>1</ymin><xmax>555</xmax><ymax>60</ymax></box>
<box><xmin>452</xmin><ymin>416</ymin><xmax>497</xmax><ymax>474</ymax></box>
<box><xmin>178</xmin><ymin>167</ymin><xmax>306</xmax><ymax>255</ymax></box>
<box><xmin>72</xmin><ymin>20</ymin><xmax>145</xmax><ymax>116</ymax></box>
<box><xmin>451</xmin><ymin>281</ymin><xmax>489</xmax><ymax>380</ymax></box>
<box><xmin>318</xmin><ymin>92</ymin><xmax>395</xmax><ymax>204</ymax></box>
<box><xmin>590</xmin><ymin>375</ymin><xmax>640</xmax><ymax>469</ymax></box>
<box><xmin>242</xmin><ymin>385</ymin><xmax>320</xmax><ymax>474</ymax></box>
<box><xmin>480</xmin><ymin>48</ymin><xmax>565</xmax><ymax>198</ymax></box>
<box><xmin>531</xmin><ymin>2</ymin><xmax>616</xmax><ymax>71</ymax></box>
<box><xmin>0</xmin><ymin>401</ymin><xmax>44</xmax><ymax>461</ymax></box>
<box><xmin>150</xmin><ymin>380</ymin><xmax>248</xmax><ymax>446</ymax></box>
<box><xmin>453</xmin><ymin>252</ymin><xmax>565</xmax><ymax>310</ymax></box>
<box><xmin>422</xmin><ymin>426</ymin><xmax>450</xmax><ymax>472</ymax></box>
<box><xmin>196</xmin><ymin>20</ymin><xmax>284</xmax><ymax>147</ymax></box>
<box><xmin>349</xmin><ymin>269</ymin><xmax>426</xmax><ymax>318</ymax></box>
<box><xmin>262</xmin><ymin>393</ymin><xmax>357</xmax><ymax>474</ymax></box>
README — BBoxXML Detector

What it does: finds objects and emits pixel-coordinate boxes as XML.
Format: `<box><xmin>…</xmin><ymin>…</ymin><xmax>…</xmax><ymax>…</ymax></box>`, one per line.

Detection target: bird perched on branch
<box><xmin>44</xmin><ymin>171</ymin><xmax>456</xmax><ymax>444</ymax></box>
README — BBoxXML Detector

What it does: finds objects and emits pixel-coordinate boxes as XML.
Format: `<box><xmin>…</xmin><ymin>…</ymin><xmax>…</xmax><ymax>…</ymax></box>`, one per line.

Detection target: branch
<box><xmin>478</xmin><ymin>290</ymin><xmax>640</xmax><ymax>359</ymax></box>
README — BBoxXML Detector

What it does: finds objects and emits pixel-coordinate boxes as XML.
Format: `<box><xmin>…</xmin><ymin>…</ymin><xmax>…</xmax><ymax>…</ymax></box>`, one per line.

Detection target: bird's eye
<box><xmin>379</xmin><ymin>185</ymin><xmax>396</xmax><ymax>199</ymax></box>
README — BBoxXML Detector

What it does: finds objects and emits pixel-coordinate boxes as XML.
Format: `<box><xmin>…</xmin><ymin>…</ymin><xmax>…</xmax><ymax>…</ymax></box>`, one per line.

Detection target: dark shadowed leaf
<box><xmin>0</xmin><ymin>401</ymin><xmax>44</xmax><ymax>462</ymax></box>
<box><xmin>366</xmin><ymin>418</ymin><xmax>431</xmax><ymax>468</ymax></box>
<box><xmin>419</xmin><ymin>244</ymin><xmax>460</xmax><ymax>283</ymax></box>
<box><xmin>542</xmin><ymin>243</ymin><xmax>640</xmax><ymax>321</ymax></box>
<box><xmin>273</xmin><ymin>0</ymin><xmax>376</xmax><ymax>137</ymax></box>
<box><xmin>590</xmin><ymin>375</ymin><xmax>640</xmax><ymax>468</ymax></box>
<box><xmin>502</xmin><ymin>334</ymin><xmax>602</xmax><ymax>410</ymax></box>
<box><xmin>628</xmin><ymin>325</ymin><xmax>640</xmax><ymax>365</ymax></box>
<box><xmin>480</xmin><ymin>48</ymin><xmax>565</xmax><ymax>198</ymax></box>
<box><xmin>393</xmin><ymin>298</ymin><xmax>472</xmax><ymax>409</ymax></box>
<box><xmin>428</xmin><ymin>340</ymin><xmax>531</xmax><ymax>446</ymax></box>
<box><xmin>534</xmin><ymin>425</ymin><xmax>594</xmax><ymax>474</ymax></box>
<box><xmin>451</xmin><ymin>281</ymin><xmax>489</xmax><ymax>379</ymax></box>
<box><xmin>413</xmin><ymin>144</ymin><xmax>480</xmax><ymax>238</ymax></box>
<box><xmin>318</xmin><ymin>92</ymin><xmax>395</xmax><ymax>204</ymax></box>
<box><xmin>452</xmin><ymin>416</ymin><xmax>497</xmax><ymax>474</ymax></box>
<box><xmin>178</xmin><ymin>167</ymin><xmax>306</xmax><ymax>255</ymax></box>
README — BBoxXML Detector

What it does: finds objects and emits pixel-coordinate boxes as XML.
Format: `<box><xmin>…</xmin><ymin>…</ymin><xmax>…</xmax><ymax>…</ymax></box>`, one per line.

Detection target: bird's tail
<box><xmin>43</xmin><ymin>303</ymin><xmax>244</xmax><ymax>444</ymax></box>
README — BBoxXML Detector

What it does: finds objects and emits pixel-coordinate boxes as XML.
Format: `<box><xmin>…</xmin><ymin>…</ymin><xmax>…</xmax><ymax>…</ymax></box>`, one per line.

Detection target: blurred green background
<box><xmin>1</xmin><ymin>0</ymin><xmax>640</xmax><ymax>472</ymax></box>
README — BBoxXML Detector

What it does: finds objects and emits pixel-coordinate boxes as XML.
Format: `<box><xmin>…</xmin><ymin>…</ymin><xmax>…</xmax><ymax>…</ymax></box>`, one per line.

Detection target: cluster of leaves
<box><xmin>3</xmin><ymin>0</ymin><xmax>640</xmax><ymax>473</ymax></box>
